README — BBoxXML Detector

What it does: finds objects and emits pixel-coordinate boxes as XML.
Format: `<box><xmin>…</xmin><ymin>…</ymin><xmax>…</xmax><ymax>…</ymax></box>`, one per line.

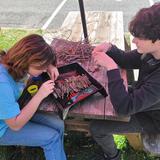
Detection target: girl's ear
<box><xmin>0</xmin><ymin>50</ymin><xmax>6</xmax><ymax>60</ymax></box>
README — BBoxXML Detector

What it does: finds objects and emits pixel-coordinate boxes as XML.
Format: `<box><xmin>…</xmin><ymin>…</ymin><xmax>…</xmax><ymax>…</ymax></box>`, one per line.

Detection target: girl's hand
<box><xmin>93</xmin><ymin>42</ymin><xmax>112</xmax><ymax>53</ymax></box>
<box><xmin>47</xmin><ymin>65</ymin><xmax>59</xmax><ymax>81</ymax></box>
<box><xmin>92</xmin><ymin>51</ymin><xmax>118</xmax><ymax>71</ymax></box>
<box><xmin>36</xmin><ymin>80</ymin><xmax>55</xmax><ymax>99</ymax></box>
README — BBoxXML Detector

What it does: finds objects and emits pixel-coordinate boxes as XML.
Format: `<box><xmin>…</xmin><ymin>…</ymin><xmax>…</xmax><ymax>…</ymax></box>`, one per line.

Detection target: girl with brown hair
<box><xmin>0</xmin><ymin>34</ymin><xmax>66</xmax><ymax>160</ymax></box>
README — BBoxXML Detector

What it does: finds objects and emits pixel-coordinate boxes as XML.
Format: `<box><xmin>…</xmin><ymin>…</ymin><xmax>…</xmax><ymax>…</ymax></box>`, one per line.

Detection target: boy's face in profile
<box><xmin>132</xmin><ymin>37</ymin><xmax>160</xmax><ymax>58</ymax></box>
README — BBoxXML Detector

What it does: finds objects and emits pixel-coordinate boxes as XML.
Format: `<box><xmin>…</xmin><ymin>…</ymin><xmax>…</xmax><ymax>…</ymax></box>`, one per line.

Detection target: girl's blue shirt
<box><xmin>0</xmin><ymin>64</ymin><xmax>21</xmax><ymax>137</ymax></box>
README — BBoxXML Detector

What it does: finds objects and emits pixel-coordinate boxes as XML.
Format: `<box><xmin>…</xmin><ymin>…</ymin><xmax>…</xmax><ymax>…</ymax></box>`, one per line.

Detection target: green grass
<box><xmin>65</xmin><ymin>132</ymin><xmax>160</xmax><ymax>160</ymax></box>
<box><xmin>0</xmin><ymin>28</ymin><xmax>43</xmax><ymax>51</ymax></box>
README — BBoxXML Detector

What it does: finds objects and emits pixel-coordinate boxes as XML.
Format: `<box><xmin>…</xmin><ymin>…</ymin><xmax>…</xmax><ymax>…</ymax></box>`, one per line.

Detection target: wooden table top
<box><xmin>44</xmin><ymin>11</ymin><xmax>130</xmax><ymax>121</ymax></box>
<box><xmin>67</xmin><ymin>64</ymin><xmax>129</xmax><ymax>122</ymax></box>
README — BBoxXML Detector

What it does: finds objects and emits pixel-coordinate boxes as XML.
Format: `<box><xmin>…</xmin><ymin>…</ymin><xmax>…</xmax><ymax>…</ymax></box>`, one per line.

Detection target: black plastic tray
<box><xmin>18</xmin><ymin>63</ymin><xmax>107</xmax><ymax>111</ymax></box>
<box><xmin>51</xmin><ymin>63</ymin><xmax>107</xmax><ymax>110</ymax></box>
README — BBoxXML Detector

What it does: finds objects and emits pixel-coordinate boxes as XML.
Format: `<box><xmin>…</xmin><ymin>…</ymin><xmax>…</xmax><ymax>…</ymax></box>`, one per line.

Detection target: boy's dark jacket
<box><xmin>106</xmin><ymin>45</ymin><xmax>160</xmax><ymax>133</ymax></box>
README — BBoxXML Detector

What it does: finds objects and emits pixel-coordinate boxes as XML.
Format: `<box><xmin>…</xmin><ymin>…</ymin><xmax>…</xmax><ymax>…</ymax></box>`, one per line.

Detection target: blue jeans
<box><xmin>0</xmin><ymin>112</ymin><xmax>67</xmax><ymax>160</ymax></box>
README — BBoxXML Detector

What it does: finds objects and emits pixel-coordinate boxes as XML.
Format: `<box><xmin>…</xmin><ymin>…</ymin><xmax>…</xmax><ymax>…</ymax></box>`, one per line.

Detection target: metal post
<box><xmin>78</xmin><ymin>0</ymin><xmax>88</xmax><ymax>42</ymax></box>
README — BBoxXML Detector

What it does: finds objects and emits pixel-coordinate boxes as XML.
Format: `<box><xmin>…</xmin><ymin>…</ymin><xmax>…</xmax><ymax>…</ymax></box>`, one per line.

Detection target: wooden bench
<box><xmin>65</xmin><ymin>119</ymin><xmax>144</xmax><ymax>151</ymax></box>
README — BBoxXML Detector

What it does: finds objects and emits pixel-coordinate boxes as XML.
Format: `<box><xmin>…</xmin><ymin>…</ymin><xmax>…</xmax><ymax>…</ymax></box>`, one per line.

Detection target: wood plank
<box><xmin>61</xmin><ymin>11</ymin><xmax>83</xmax><ymax>41</ymax></box>
<box><xmin>65</xmin><ymin>119</ymin><xmax>90</xmax><ymax>133</ymax></box>
<box><xmin>68</xmin><ymin>93</ymin><xmax>106</xmax><ymax>119</ymax></box>
<box><xmin>44</xmin><ymin>11</ymin><xmax>124</xmax><ymax>48</ymax></box>
<box><xmin>124</xmin><ymin>133</ymin><xmax>143</xmax><ymax>150</ymax></box>
<box><xmin>60</xmin><ymin>11</ymin><xmax>124</xmax><ymax>48</ymax></box>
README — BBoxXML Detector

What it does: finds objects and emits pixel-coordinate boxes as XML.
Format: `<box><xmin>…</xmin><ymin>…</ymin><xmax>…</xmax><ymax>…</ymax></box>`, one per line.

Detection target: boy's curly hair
<box><xmin>129</xmin><ymin>3</ymin><xmax>160</xmax><ymax>42</ymax></box>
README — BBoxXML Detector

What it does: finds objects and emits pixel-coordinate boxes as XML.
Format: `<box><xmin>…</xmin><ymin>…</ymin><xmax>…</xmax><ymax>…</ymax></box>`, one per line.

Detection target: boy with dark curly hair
<box><xmin>90</xmin><ymin>3</ymin><xmax>160</xmax><ymax>160</ymax></box>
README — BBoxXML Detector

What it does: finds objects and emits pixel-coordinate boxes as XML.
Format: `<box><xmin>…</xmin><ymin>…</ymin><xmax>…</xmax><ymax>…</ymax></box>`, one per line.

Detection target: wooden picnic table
<box><xmin>45</xmin><ymin>11</ymin><xmax>129</xmax><ymax>122</ymax></box>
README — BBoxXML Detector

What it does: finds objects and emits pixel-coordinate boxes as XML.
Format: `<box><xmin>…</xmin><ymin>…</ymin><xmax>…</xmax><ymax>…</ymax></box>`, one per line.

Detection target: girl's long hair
<box><xmin>1</xmin><ymin>34</ymin><xmax>56</xmax><ymax>80</ymax></box>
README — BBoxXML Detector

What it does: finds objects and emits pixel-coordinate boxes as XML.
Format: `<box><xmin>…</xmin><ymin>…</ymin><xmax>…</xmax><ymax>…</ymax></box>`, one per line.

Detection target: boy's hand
<box><xmin>92</xmin><ymin>51</ymin><xmax>118</xmax><ymax>71</ymax></box>
<box><xmin>93</xmin><ymin>42</ymin><xmax>112</xmax><ymax>53</ymax></box>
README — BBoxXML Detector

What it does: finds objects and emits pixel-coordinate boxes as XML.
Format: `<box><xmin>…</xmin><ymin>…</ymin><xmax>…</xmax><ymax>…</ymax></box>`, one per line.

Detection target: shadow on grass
<box><xmin>65</xmin><ymin>131</ymin><xmax>160</xmax><ymax>160</ymax></box>
<box><xmin>0</xmin><ymin>131</ymin><xmax>160</xmax><ymax>160</ymax></box>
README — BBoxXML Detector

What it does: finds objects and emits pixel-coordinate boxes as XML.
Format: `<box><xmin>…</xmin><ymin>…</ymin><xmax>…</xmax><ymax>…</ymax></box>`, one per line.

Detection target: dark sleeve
<box><xmin>107</xmin><ymin>45</ymin><xmax>142</xmax><ymax>69</ymax></box>
<box><xmin>107</xmin><ymin>69</ymin><xmax>160</xmax><ymax>116</ymax></box>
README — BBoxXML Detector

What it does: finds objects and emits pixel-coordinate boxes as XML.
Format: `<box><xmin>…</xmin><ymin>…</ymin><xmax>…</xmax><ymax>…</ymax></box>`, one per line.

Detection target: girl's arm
<box><xmin>5</xmin><ymin>80</ymin><xmax>54</xmax><ymax>131</ymax></box>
